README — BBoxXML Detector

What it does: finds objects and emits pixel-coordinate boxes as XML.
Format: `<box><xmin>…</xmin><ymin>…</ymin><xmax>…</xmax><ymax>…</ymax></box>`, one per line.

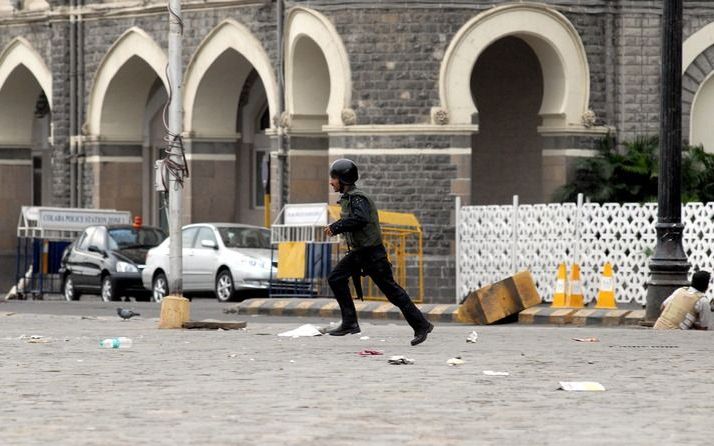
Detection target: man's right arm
<box><xmin>660</xmin><ymin>294</ymin><xmax>674</xmax><ymax>311</ymax></box>
<box><xmin>329</xmin><ymin>195</ymin><xmax>371</xmax><ymax>235</ymax></box>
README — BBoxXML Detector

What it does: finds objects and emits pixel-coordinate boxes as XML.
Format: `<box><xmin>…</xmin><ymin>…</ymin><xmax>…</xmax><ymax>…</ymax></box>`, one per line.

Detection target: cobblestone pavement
<box><xmin>1</xmin><ymin>312</ymin><xmax>712</xmax><ymax>445</ymax></box>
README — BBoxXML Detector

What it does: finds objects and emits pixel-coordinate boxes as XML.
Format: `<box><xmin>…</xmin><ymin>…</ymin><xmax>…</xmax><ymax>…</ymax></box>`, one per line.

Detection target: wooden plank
<box><xmin>458</xmin><ymin>271</ymin><xmax>542</xmax><ymax>324</ymax></box>
<box><xmin>182</xmin><ymin>320</ymin><xmax>247</xmax><ymax>330</ymax></box>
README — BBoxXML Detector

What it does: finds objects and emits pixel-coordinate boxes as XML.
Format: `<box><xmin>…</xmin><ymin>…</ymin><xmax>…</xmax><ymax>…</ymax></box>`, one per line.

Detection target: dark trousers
<box><xmin>327</xmin><ymin>244</ymin><xmax>429</xmax><ymax>331</ymax></box>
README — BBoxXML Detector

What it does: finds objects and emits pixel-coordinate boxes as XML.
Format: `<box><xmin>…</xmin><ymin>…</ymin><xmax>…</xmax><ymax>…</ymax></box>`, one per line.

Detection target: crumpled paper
<box><xmin>573</xmin><ymin>337</ymin><xmax>599</xmax><ymax>343</ymax></box>
<box><xmin>447</xmin><ymin>357</ymin><xmax>465</xmax><ymax>366</ymax></box>
<box><xmin>277</xmin><ymin>324</ymin><xmax>323</xmax><ymax>338</ymax></box>
<box><xmin>466</xmin><ymin>331</ymin><xmax>479</xmax><ymax>343</ymax></box>
<box><xmin>558</xmin><ymin>381</ymin><xmax>605</xmax><ymax>391</ymax></box>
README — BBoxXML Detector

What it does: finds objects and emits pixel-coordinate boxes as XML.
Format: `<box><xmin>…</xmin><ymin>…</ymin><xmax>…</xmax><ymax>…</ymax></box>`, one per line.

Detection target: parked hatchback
<box><xmin>142</xmin><ymin>223</ymin><xmax>276</xmax><ymax>302</ymax></box>
<box><xmin>60</xmin><ymin>225</ymin><xmax>167</xmax><ymax>301</ymax></box>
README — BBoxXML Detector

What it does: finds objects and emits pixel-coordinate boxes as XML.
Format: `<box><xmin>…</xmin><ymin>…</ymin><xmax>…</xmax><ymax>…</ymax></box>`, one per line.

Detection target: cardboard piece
<box><xmin>457</xmin><ymin>271</ymin><xmax>541</xmax><ymax>324</ymax></box>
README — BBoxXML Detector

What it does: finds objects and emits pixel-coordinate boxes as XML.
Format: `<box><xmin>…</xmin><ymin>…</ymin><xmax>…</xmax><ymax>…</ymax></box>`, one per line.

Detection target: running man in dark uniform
<box><xmin>323</xmin><ymin>159</ymin><xmax>434</xmax><ymax>346</ymax></box>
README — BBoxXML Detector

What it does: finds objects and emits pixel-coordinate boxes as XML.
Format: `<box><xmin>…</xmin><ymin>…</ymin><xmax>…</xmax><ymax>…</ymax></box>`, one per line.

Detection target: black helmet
<box><xmin>329</xmin><ymin>159</ymin><xmax>358</xmax><ymax>185</ymax></box>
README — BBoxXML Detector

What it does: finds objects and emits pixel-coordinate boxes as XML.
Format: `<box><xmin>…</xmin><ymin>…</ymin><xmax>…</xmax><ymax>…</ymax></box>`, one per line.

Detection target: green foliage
<box><xmin>553</xmin><ymin>135</ymin><xmax>714</xmax><ymax>203</ymax></box>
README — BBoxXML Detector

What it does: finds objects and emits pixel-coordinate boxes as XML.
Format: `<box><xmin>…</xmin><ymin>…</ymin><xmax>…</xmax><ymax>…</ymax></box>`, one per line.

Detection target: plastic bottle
<box><xmin>99</xmin><ymin>337</ymin><xmax>133</xmax><ymax>349</ymax></box>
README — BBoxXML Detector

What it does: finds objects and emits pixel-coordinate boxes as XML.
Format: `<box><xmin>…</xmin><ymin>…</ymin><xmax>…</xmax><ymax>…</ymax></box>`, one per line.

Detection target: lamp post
<box><xmin>158</xmin><ymin>0</ymin><xmax>190</xmax><ymax>328</ymax></box>
<box><xmin>167</xmin><ymin>0</ymin><xmax>184</xmax><ymax>297</ymax></box>
<box><xmin>645</xmin><ymin>0</ymin><xmax>689</xmax><ymax>323</ymax></box>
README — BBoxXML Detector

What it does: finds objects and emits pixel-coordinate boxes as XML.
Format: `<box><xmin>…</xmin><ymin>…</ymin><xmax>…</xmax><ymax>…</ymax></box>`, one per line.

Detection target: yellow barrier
<box><xmin>276</xmin><ymin>242</ymin><xmax>307</xmax><ymax>279</ymax></box>
<box><xmin>328</xmin><ymin>205</ymin><xmax>424</xmax><ymax>303</ymax></box>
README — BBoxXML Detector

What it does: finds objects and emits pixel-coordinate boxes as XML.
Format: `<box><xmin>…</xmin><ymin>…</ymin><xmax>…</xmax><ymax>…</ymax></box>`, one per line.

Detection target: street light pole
<box><xmin>167</xmin><ymin>0</ymin><xmax>184</xmax><ymax>297</ymax></box>
<box><xmin>157</xmin><ymin>0</ymin><xmax>191</xmax><ymax>328</ymax></box>
<box><xmin>645</xmin><ymin>0</ymin><xmax>689</xmax><ymax>323</ymax></box>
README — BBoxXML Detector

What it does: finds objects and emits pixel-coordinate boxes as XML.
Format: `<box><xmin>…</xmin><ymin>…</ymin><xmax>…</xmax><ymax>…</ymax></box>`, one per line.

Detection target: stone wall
<box><xmin>4</xmin><ymin>0</ymin><xmax>714</xmax><ymax>301</ymax></box>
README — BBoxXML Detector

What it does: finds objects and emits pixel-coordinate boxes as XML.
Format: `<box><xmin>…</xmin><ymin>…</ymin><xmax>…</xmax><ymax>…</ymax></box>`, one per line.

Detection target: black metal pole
<box><xmin>645</xmin><ymin>0</ymin><xmax>689</xmax><ymax>323</ymax></box>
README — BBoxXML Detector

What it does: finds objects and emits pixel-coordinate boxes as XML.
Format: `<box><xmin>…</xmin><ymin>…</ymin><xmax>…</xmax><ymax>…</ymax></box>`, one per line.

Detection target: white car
<box><xmin>142</xmin><ymin>223</ymin><xmax>277</xmax><ymax>302</ymax></box>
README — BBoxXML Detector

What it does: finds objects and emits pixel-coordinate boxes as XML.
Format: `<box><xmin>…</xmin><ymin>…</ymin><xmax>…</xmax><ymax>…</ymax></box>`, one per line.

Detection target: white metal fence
<box><xmin>456</xmin><ymin>197</ymin><xmax>714</xmax><ymax>305</ymax></box>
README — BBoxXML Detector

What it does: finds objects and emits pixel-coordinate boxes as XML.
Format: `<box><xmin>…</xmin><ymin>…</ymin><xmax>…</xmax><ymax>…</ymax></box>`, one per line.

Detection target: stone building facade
<box><xmin>2</xmin><ymin>0</ymin><xmax>714</xmax><ymax>301</ymax></box>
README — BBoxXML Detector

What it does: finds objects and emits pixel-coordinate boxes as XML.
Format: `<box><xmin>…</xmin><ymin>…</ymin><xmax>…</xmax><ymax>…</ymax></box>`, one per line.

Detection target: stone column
<box><xmin>83</xmin><ymin>139</ymin><xmax>143</xmax><ymax>216</ymax></box>
<box><xmin>540</xmin><ymin>129</ymin><xmax>612</xmax><ymax>202</ymax></box>
<box><xmin>182</xmin><ymin>137</ymin><xmax>237</xmax><ymax>225</ymax></box>
<box><xmin>0</xmin><ymin>148</ymin><xmax>31</xmax><ymax>290</ymax></box>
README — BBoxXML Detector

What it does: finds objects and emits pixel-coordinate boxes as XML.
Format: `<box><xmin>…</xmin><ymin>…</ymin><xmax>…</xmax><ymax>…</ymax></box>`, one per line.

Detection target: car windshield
<box><xmin>218</xmin><ymin>227</ymin><xmax>270</xmax><ymax>249</ymax></box>
<box><xmin>107</xmin><ymin>227</ymin><xmax>166</xmax><ymax>250</ymax></box>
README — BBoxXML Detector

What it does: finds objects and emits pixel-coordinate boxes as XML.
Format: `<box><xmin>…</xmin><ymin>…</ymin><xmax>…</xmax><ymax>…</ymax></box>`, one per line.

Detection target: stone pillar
<box><xmin>83</xmin><ymin>140</ymin><xmax>143</xmax><ymax>216</ymax></box>
<box><xmin>285</xmin><ymin>132</ymin><xmax>329</xmax><ymax>204</ymax></box>
<box><xmin>182</xmin><ymin>138</ymin><xmax>237</xmax><ymax>225</ymax></box>
<box><xmin>0</xmin><ymin>0</ymin><xmax>14</xmax><ymax>14</ymax></box>
<box><xmin>0</xmin><ymin>148</ymin><xmax>31</xmax><ymax>290</ymax></box>
<box><xmin>540</xmin><ymin>130</ymin><xmax>612</xmax><ymax>202</ymax></box>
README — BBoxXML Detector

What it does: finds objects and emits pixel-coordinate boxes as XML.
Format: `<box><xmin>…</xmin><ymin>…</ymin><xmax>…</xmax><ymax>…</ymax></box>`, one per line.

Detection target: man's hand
<box><xmin>324</xmin><ymin>225</ymin><xmax>334</xmax><ymax>237</ymax></box>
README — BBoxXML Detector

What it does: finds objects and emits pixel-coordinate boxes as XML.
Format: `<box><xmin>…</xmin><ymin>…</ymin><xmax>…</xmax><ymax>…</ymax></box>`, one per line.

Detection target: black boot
<box><xmin>329</xmin><ymin>297</ymin><xmax>360</xmax><ymax>336</ymax></box>
<box><xmin>411</xmin><ymin>322</ymin><xmax>434</xmax><ymax>346</ymax></box>
<box><xmin>328</xmin><ymin>322</ymin><xmax>361</xmax><ymax>336</ymax></box>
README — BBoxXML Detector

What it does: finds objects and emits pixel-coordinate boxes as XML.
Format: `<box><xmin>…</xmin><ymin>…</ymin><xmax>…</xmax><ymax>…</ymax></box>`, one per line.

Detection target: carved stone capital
<box><xmin>431</xmin><ymin>107</ymin><xmax>449</xmax><ymax>125</ymax></box>
<box><xmin>278</xmin><ymin>111</ymin><xmax>291</xmax><ymax>129</ymax></box>
<box><xmin>581</xmin><ymin>109</ymin><xmax>597</xmax><ymax>128</ymax></box>
<box><xmin>341</xmin><ymin>108</ymin><xmax>357</xmax><ymax>126</ymax></box>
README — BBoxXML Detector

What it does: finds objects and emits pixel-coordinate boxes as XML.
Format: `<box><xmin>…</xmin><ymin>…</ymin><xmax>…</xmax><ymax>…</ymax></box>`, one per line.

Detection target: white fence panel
<box><xmin>457</xmin><ymin>200</ymin><xmax>714</xmax><ymax>305</ymax></box>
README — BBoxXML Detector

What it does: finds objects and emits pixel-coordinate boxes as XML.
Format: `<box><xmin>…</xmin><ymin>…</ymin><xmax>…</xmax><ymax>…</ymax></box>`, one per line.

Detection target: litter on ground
<box><xmin>388</xmin><ymin>355</ymin><xmax>414</xmax><ymax>365</ymax></box>
<box><xmin>558</xmin><ymin>381</ymin><xmax>605</xmax><ymax>391</ymax></box>
<box><xmin>483</xmin><ymin>370</ymin><xmax>509</xmax><ymax>376</ymax></box>
<box><xmin>447</xmin><ymin>357</ymin><xmax>465</xmax><ymax>366</ymax></box>
<box><xmin>466</xmin><ymin>331</ymin><xmax>479</xmax><ymax>343</ymax></box>
<box><xmin>358</xmin><ymin>349</ymin><xmax>383</xmax><ymax>356</ymax></box>
<box><xmin>573</xmin><ymin>337</ymin><xmax>599</xmax><ymax>343</ymax></box>
<box><xmin>277</xmin><ymin>324</ymin><xmax>323</xmax><ymax>338</ymax></box>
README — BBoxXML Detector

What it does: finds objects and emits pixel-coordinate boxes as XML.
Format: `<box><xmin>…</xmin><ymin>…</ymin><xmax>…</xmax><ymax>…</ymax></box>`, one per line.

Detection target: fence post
<box><xmin>455</xmin><ymin>196</ymin><xmax>461</xmax><ymax>305</ymax></box>
<box><xmin>575</xmin><ymin>193</ymin><xmax>584</xmax><ymax>266</ymax></box>
<box><xmin>512</xmin><ymin>195</ymin><xmax>519</xmax><ymax>273</ymax></box>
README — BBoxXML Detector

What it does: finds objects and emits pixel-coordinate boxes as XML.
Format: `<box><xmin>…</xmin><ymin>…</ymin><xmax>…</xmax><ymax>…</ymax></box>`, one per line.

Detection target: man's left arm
<box><xmin>694</xmin><ymin>298</ymin><xmax>712</xmax><ymax>330</ymax></box>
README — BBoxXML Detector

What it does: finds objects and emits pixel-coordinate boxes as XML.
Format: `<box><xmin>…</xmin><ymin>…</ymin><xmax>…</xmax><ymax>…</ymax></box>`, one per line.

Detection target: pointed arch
<box><xmin>439</xmin><ymin>3</ymin><xmax>590</xmax><ymax>130</ymax></box>
<box><xmin>0</xmin><ymin>37</ymin><xmax>52</xmax><ymax>146</ymax></box>
<box><xmin>183</xmin><ymin>19</ymin><xmax>278</xmax><ymax>137</ymax></box>
<box><xmin>0</xmin><ymin>37</ymin><xmax>52</xmax><ymax>107</ymax></box>
<box><xmin>285</xmin><ymin>6</ymin><xmax>351</xmax><ymax>128</ymax></box>
<box><xmin>86</xmin><ymin>27</ymin><xmax>168</xmax><ymax>139</ymax></box>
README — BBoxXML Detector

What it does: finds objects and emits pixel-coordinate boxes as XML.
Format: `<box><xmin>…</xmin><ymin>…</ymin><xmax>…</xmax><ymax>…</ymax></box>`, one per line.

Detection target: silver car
<box><xmin>142</xmin><ymin>223</ymin><xmax>276</xmax><ymax>302</ymax></box>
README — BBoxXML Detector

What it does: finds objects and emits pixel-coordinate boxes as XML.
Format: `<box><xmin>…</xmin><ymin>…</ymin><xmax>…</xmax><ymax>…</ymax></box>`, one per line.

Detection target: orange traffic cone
<box><xmin>565</xmin><ymin>263</ymin><xmax>585</xmax><ymax>308</ymax></box>
<box><xmin>594</xmin><ymin>262</ymin><xmax>617</xmax><ymax>309</ymax></box>
<box><xmin>550</xmin><ymin>263</ymin><xmax>568</xmax><ymax>308</ymax></box>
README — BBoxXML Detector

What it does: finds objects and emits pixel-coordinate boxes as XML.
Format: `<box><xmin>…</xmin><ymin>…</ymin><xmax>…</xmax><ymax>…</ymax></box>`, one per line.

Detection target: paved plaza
<box><xmin>0</xmin><ymin>309</ymin><xmax>712</xmax><ymax>445</ymax></box>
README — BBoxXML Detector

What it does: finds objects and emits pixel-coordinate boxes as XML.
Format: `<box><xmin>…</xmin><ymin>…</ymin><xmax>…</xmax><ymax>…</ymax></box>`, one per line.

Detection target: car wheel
<box><xmin>63</xmin><ymin>275</ymin><xmax>80</xmax><ymax>301</ymax></box>
<box><xmin>101</xmin><ymin>275</ymin><xmax>117</xmax><ymax>302</ymax></box>
<box><xmin>215</xmin><ymin>269</ymin><xmax>236</xmax><ymax>302</ymax></box>
<box><xmin>152</xmin><ymin>272</ymin><xmax>168</xmax><ymax>303</ymax></box>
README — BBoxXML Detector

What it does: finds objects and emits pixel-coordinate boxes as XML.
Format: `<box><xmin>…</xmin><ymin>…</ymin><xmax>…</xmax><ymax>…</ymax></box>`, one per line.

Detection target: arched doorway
<box><xmin>471</xmin><ymin>37</ymin><xmax>544</xmax><ymax>204</ymax></box>
<box><xmin>0</xmin><ymin>38</ymin><xmax>52</xmax><ymax>288</ymax></box>
<box><xmin>690</xmin><ymin>74</ymin><xmax>714</xmax><ymax>152</ymax></box>
<box><xmin>183</xmin><ymin>20</ymin><xmax>278</xmax><ymax>226</ymax></box>
<box><xmin>439</xmin><ymin>4</ymin><xmax>593</xmax><ymax>205</ymax></box>
<box><xmin>85</xmin><ymin>28</ymin><xmax>168</xmax><ymax>224</ymax></box>
<box><xmin>287</xmin><ymin>35</ymin><xmax>331</xmax><ymax>204</ymax></box>
<box><xmin>143</xmin><ymin>79</ymin><xmax>168</xmax><ymax>231</ymax></box>
<box><xmin>286</xmin><ymin>6</ymin><xmax>352</xmax><ymax>205</ymax></box>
